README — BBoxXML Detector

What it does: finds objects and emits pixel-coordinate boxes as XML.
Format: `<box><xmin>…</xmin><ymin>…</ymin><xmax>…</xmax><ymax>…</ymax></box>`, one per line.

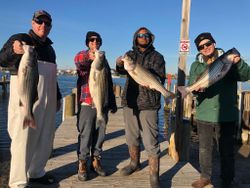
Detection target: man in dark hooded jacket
<box><xmin>116</xmin><ymin>27</ymin><xmax>166</xmax><ymax>188</ymax></box>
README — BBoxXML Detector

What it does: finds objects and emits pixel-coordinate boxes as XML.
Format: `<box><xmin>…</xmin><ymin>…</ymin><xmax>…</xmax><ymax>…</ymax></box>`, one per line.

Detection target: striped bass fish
<box><xmin>121</xmin><ymin>54</ymin><xmax>175</xmax><ymax>100</ymax></box>
<box><xmin>178</xmin><ymin>48</ymin><xmax>240</xmax><ymax>98</ymax></box>
<box><xmin>18</xmin><ymin>44</ymin><xmax>39</xmax><ymax>129</ymax></box>
<box><xmin>89</xmin><ymin>50</ymin><xmax>108</xmax><ymax>126</ymax></box>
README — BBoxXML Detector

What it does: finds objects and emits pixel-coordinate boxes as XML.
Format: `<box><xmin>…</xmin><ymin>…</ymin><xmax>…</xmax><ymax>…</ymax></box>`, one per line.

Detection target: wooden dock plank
<box><xmin>45</xmin><ymin>102</ymin><xmax>202</xmax><ymax>188</ymax></box>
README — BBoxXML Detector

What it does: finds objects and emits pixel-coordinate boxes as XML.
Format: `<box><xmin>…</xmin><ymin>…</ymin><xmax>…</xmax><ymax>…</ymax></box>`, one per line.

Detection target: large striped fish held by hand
<box><xmin>89</xmin><ymin>50</ymin><xmax>108</xmax><ymax>127</ymax></box>
<box><xmin>18</xmin><ymin>44</ymin><xmax>39</xmax><ymax>129</ymax></box>
<box><xmin>178</xmin><ymin>48</ymin><xmax>240</xmax><ymax>98</ymax></box>
<box><xmin>121</xmin><ymin>54</ymin><xmax>176</xmax><ymax>100</ymax></box>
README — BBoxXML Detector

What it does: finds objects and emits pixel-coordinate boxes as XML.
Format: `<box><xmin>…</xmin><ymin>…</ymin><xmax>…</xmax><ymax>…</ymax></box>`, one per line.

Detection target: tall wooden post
<box><xmin>175</xmin><ymin>0</ymin><xmax>191</xmax><ymax>161</ymax></box>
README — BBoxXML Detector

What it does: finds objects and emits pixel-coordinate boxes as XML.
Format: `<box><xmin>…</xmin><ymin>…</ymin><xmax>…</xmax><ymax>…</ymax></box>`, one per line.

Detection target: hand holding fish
<box><xmin>89</xmin><ymin>48</ymin><xmax>97</xmax><ymax>60</ymax></box>
<box><xmin>13</xmin><ymin>40</ymin><xmax>25</xmax><ymax>54</ymax></box>
<box><xmin>116</xmin><ymin>56</ymin><xmax>124</xmax><ymax>67</ymax></box>
<box><xmin>227</xmin><ymin>54</ymin><xmax>241</xmax><ymax>64</ymax></box>
<box><xmin>121</xmin><ymin>55</ymin><xmax>136</xmax><ymax>71</ymax></box>
<box><xmin>17</xmin><ymin>44</ymin><xmax>39</xmax><ymax>129</ymax></box>
<box><xmin>194</xmin><ymin>87</ymin><xmax>205</xmax><ymax>92</ymax></box>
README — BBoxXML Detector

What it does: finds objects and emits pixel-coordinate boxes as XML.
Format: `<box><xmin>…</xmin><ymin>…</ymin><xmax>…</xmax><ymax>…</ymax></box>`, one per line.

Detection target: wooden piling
<box><xmin>62</xmin><ymin>93</ymin><xmax>76</xmax><ymax>121</ymax></box>
<box><xmin>241</xmin><ymin>91</ymin><xmax>250</xmax><ymax>144</ymax></box>
<box><xmin>72</xmin><ymin>88</ymin><xmax>78</xmax><ymax>113</ymax></box>
<box><xmin>114</xmin><ymin>84</ymin><xmax>121</xmax><ymax>97</ymax></box>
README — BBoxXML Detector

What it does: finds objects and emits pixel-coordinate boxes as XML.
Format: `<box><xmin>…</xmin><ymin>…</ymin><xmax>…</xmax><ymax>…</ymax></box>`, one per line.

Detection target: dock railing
<box><xmin>62</xmin><ymin>82</ymin><xmax>250</xmax><ymax>144</ymax></box>
<box><xmin>62</xmin><ymin>84</ymin><xmax>122</xmax><ymax>121</ymax></box>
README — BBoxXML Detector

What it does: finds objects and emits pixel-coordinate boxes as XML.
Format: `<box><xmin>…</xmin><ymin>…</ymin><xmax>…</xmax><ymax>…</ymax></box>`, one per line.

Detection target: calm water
<box><xmin>2</xmin><ymin>75</ymin><xmax>250</xmax><ymax>150</ymax></box>
<box><xmin>0</xmin><ymin>75</ymin><xmax>78</xmax><ymax>150</ymax></box>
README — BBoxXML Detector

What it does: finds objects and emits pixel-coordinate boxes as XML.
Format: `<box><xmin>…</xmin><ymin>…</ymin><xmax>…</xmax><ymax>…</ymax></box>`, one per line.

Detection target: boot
<box><xmin>120</xmin><ymin>145</ymin><xmax>141</xmax><ymax>176</ymax></box>
<box><xmin>149</xmin><ymin>156</ymin><xmax>160</xmax><ymax>188</ymax></box>
<box><xmin>191</xmin><ymin>177</ymin><xmax>211</xmax><ymax>188</ymax></box>
<box><xmin>90</xmin><ymin>156</ymin><xmax>107</xmax><ymax>176</ymax></box>
<box><xmin>78</xmin><ymin>160</ymin><xmax>88</xmax><ymax>181</ymax></box>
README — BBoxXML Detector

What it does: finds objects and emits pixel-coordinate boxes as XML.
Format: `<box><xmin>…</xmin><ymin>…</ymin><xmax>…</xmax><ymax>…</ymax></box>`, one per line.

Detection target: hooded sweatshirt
<box><xmin>188</xmin><ymin>48</ymin><xmax>250</xmax><ymax>123</ymax></box>
<box><xmin>117</xmin><ymin>27</ymin><xmax>166</xmax><ymax>110</ymax></box>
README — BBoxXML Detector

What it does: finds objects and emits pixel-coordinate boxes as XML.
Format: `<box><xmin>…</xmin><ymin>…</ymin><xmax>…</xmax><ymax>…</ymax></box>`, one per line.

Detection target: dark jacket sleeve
<box><xmin>0</xmin><ymin>33</ymin><xmax>33</xmax><ymax>73</ymax></box>
<box><xmin>233</xmin><ymin>59</ymin><xmax>250</xmax><ymax>81</ymax></box>
<box><xmin>106</xmin><ymin>59</ymin><xmax>117</xmax><ymax>111</ymax></box>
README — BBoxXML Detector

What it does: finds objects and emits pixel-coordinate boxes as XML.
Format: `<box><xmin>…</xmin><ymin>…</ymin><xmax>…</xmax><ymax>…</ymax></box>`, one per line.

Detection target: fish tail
<box><xmin>96</xmin><ymin>116</ymin><xmax>106</xmax><ymax>128</ymax></box>
<box><xmin>168</xmin><ymin>133</ymin><xmax>179</xmax><ymax>162</ymax></box>
<box><xmin>23</xmin><ymin>115</ymin><xmax>36</xmax><ymax>129</ymax></box>
<box><xmin>177</xmin><ymin>86</ymin><xmax>189</xmax><ymax>98</ymax></box>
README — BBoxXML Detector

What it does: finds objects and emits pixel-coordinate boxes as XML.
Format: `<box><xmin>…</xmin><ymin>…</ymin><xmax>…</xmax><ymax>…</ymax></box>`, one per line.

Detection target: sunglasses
<box><xmin>89</xmin><ymin>38</ymin><xmax>101</xmax><ymax>43</ymax></box>
<box><xmin>198</xmin><ymin>41</ymin><xmax>213</xmax><ymax>51</ymax></box>
<box><xmin>34</xmin><ymin>18</ymin><xmax>51</xmax><ymax>27</ymax></box>
<box><xmin>137</xmin><ymin>33</ymin><xmax>150</xmax><ymax>39</ymax></box>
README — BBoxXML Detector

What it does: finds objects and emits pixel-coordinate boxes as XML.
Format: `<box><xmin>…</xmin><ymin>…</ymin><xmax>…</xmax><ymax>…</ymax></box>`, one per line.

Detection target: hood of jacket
<box><xmin>132</xmin><ymin>27</ymin><xmax>155</xmax><ymax>53</ymax></box>
<box><xmin>195</xmin><ymin>48</ymin><xmax>224</xmax><ymax>63</ymax></box>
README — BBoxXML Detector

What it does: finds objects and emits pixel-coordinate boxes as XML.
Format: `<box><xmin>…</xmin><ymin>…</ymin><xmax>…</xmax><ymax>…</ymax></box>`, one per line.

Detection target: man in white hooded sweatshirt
<box><xmin>0</xmin><ymin>10</ymin><xmax>62</xmax><ymax>188</ymax></box>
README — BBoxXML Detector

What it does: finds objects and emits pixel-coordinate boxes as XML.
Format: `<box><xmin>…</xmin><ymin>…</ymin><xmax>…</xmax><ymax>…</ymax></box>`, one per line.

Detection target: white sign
<box><xmin>179</xmin><ymin>39</ymin><xmax>190</xmax><ymax>53</ymax></box>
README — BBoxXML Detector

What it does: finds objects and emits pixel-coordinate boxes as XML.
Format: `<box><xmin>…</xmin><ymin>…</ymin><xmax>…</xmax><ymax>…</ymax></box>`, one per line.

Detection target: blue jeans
<box><xmin>77</xmin><ymin>105</ymin><xmax>108</xmax><ymax>160</ymax></box>
<box><xmin>197</xmin><ymin>120</ymin><xmax>236</xmax><ymax>182</ymax></box>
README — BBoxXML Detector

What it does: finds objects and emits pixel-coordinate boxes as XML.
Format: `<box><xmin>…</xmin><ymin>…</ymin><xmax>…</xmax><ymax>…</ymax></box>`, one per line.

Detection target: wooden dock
<box><xmin>44</xmin><ymin>99</ymin><xmax>203</xmax><ymax>188</ymax></box>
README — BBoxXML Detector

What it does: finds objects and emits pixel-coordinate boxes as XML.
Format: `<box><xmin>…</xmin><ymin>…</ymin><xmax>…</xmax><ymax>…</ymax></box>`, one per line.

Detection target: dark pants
<box><xmin>77</xmin><ymin>105</ymin><xmax>108</xmax><ymax>160</ymax></box>
<box><xmin>197</xmin><ymin>120</ymin><xmax>236</xmax><ymax>182</ymax></box>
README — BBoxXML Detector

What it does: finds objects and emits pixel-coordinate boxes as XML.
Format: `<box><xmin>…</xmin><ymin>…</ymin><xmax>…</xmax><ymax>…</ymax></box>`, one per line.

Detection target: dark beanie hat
<box><xmin>85</xmin><ymin>31</ymin><xmax>102</xmax><ymax>47</ymax></box>
<box><xmin>194</xmin><ymin>32</ymin><xmax>216</xmax><ymax>50</ymax></box>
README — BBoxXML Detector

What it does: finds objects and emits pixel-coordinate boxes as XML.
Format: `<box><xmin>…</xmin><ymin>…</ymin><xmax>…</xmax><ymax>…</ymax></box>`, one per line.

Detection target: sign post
<box><xmin>179</xmin><ymin>39</ymin><xmax>190</xmax><ymax>53</ymax></box>
<box><xmin>171</xmin><ymin>0</ymin><xmax>191</xmax><ymax>162</ymax></box>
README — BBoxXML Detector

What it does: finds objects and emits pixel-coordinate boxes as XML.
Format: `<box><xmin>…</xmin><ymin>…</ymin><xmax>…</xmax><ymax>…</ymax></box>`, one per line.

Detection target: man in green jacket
<box><xmin>189</xmin><ymin>32</ymin><xmax>250</xmax><ymax>188</ymax></box>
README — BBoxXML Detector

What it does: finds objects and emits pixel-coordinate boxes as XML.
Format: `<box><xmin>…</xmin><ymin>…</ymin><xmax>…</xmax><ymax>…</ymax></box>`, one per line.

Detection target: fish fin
<box><xmin>96</xmin><ymin>117</ymin><xmax>106</xmax><ymax>128</ymax></box>
<box><xmin>177</xmin><ymin>86</ymin><xmax>189</xmax><ymax>99</ymax></box>
<box><xmin>19</xmin><ymin>100</ymin><xmax>23</xmax><ymax>106</ymax></box>
<box><xmin>221</xmin><ymin>63</ymin><xmax>231</xmax><ymax>72</ymax></box>
<box><xmin>93</xmin><ymin>72</ymin><xmax>97</xmax><ymax>82</ymax></box>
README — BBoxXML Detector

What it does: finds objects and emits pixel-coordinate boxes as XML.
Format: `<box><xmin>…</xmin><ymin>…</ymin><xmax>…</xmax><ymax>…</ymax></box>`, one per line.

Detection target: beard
<box><xmin>138</xmin><ymin>43</ymin><xmax>150</xmax><ymax>48</ymax></box>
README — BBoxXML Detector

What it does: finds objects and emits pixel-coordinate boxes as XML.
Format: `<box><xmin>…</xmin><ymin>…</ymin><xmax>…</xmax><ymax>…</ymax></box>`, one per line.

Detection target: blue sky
<box><xmin>0</xmin><ymin>0</ymin><xmax>249</xmax><ymax>74</ymax></box>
